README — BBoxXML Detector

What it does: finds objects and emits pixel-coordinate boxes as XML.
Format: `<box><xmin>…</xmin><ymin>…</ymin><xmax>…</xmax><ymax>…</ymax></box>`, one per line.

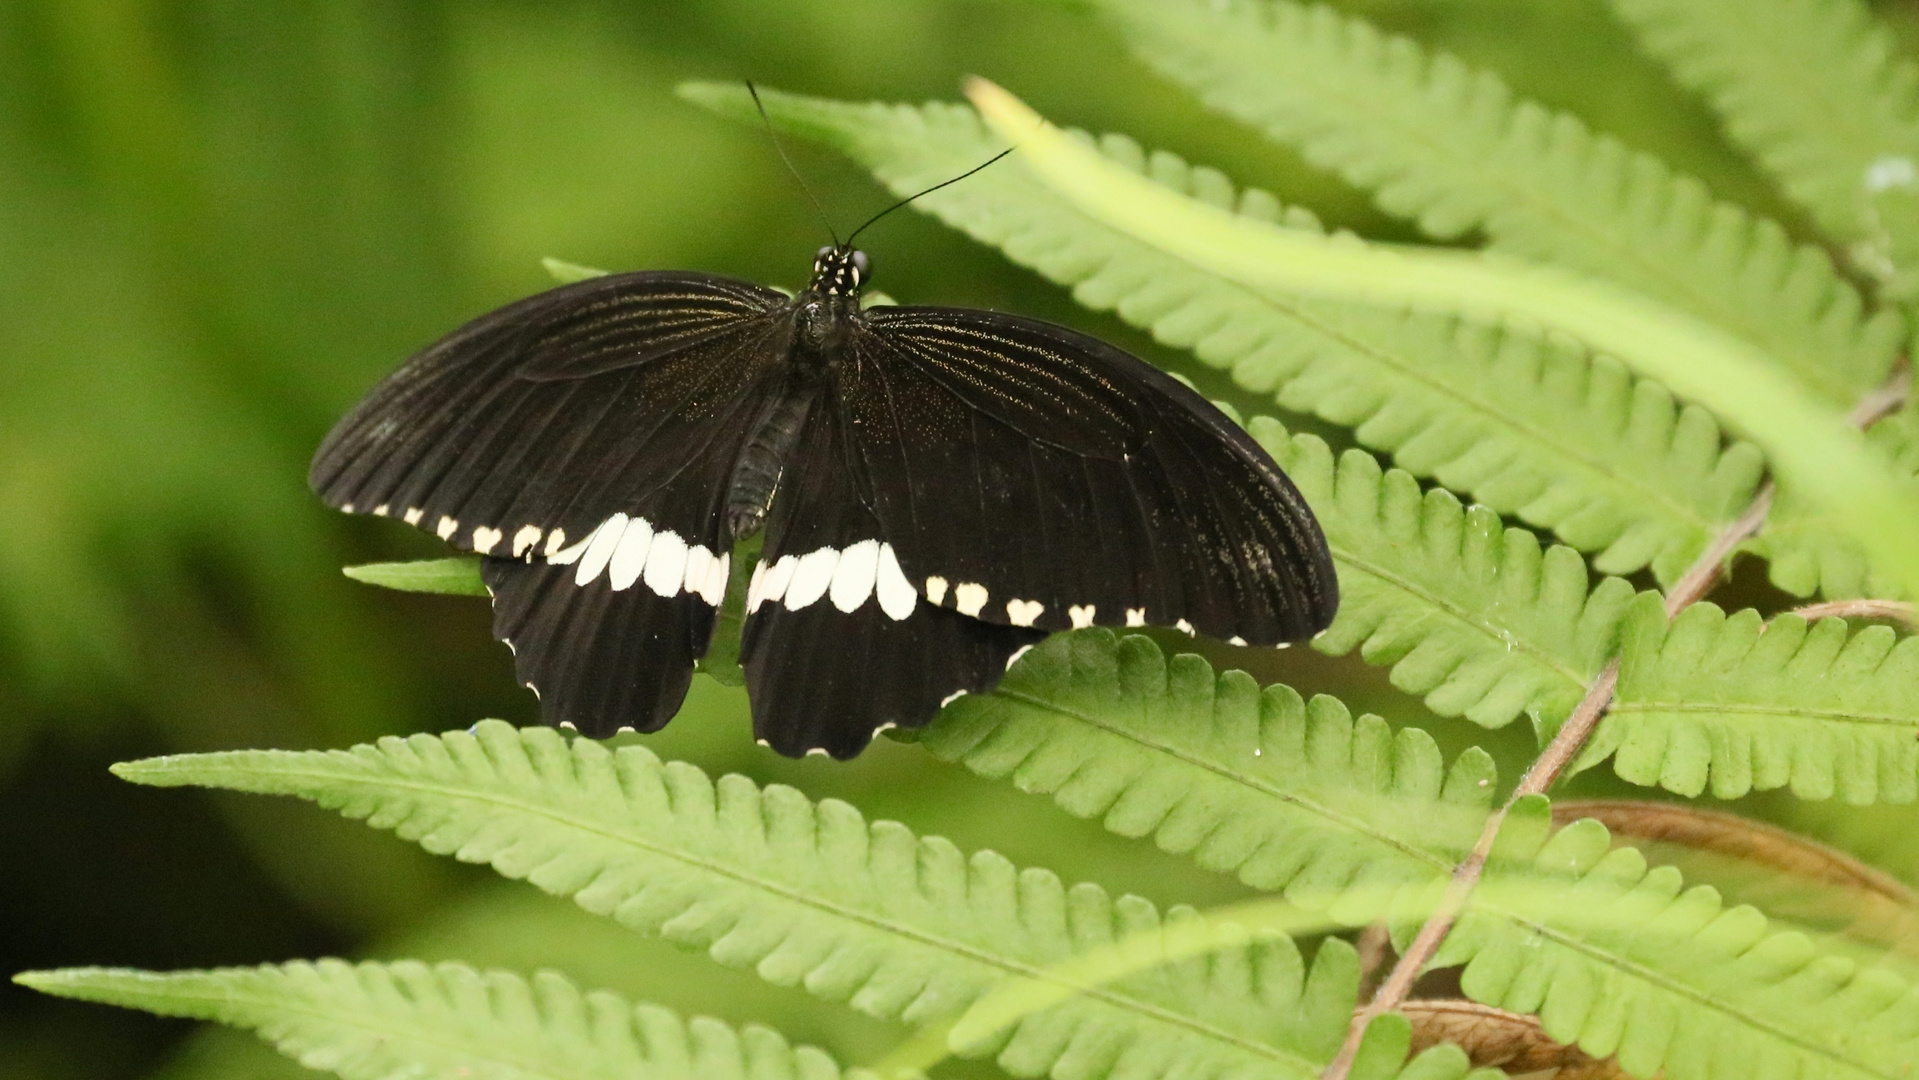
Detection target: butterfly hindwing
<box><xmin>841</xmin><ymin>306</ymin><xmax>1337</xmax><ymax>645</ymax></box>
<box><xmin>740</xmin><ymin>405</ymin><xmax>1044</xmax><ymax>758</ymax></box>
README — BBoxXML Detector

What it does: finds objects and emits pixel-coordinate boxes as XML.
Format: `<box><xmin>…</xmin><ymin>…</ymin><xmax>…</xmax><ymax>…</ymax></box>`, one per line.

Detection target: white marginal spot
<box><xmin>1275</xmin><ymin>641</ymin><xmax>1292</xmax><ymax>650</ymax></box>
<box><xmin>1069</xmin><ymin>604</ymin><xmax>1096</xmax><ymax>629</ymax></box>
<box><xmin>403</xmin><ymin>507</ymin><xmax>424</xmax><ymax>526</ymax></box>
<box><xmin>543</xmin><ymin>528</ymin><xmax>569</xmax><ymax>557</ymax></box>
<box><xmin>954</xmin><ymin>582</ymin><xmax>988</xmax><ymax>618</ymax></box>
<box><xmin>545</xmin><ymin>529</ymin><xmax>592</xmax><ymax>566</ymax></box>
<box><xmin>1006</xmin><ymin>598</ymin><xmax>1044</xmax><ymax>627</ymax></box>
<box><xmin>1126</xmin><ymin>607</ymin><xmax>1147</xmax><ymax>627</ymax></box>
<box><xmin>758</xmin><ymin>556</ymin><xmax>799</xmax><ymax>609</ymax></box>
<box><xmin>340</xmin><ymin>503</ymin><xmax>355</xmax><ymax>514</ymax></box>
<box><xmin>1229</xmin><ymin>636</ymin><xmax>1248</xmax><ymax>647</ymax></box>
<box><xmin>574</xmin><ymin>513</ymin><xmax>628</xmax><ymax>586</ymax></box>
<box><xmin>940</xmin><ymin>689</ymin><xmax>969</xmax><ymax>707</ymax></box>
<box><xmin>527</xmin><ymin>682</ymin><xmax>541</xmax><ymax>700</ymax></box>
<box><xmin>874</xmin><ymin>544</ymin><xmax>916</xmax><ymax>621</ymax></box>
<box><xmin>784</xmin><ymin>546</ymin><xmax>840</xmax><ymax>610</ymax></box>
<box><xmin>1176</xmin><ymin>618</ymin><xmax>1197</xmax><ymax>636</ymax></box>
<box><xmin>608</xmin><ymin>516</ymin><xmax>655</xmax><ymax>591</ymax></box>
<box><xmin>924</xmin><ymin>575</ymin><xmax>949</xmax><ymax>606</ymax></box>
<box><xmin>1866</xmin><ymin>155</ymin><xmax>1918</xmax><ymax>193</ymax></box>
<box><xmin>471</xmin><ymin>526</ymin><xmax>503</xmax><ymax>555</ymax></box>
<box><xmin>436</xmin><ymin>515</ymin><xmax>459</xmax><ymax>540</ymax></box>
<box><xmin>805</xmin><ymin>747</ymin><xmax>831</xmax><ymax>758</ymax></box>
<box><xmin>643</xmin><ymin>530</ymin><xmax>690</xmax><ymax>598</ymax></box>
<box><xmin>511</xmin><ymin>524</ymin><xmax>543</xmax><ymax>558</ymax></box>
<box><xmin>830</xmin><ymin>540</ymin><xmax>881</xmax><ymax>613</ymax></box>
<box><xmin>1006</xmin><ymin>644</ymin><xmax>1034</xmax><ymax>671</ymax></box>
<box><xmin>697</xmin><ymin>550</ymin><xmax>729</xmax><ymax>605</ymax></box>
<box><xmin>372</xmin><ymin>504</ymin><xmax>389</xmax><ymax>516</ymax></box>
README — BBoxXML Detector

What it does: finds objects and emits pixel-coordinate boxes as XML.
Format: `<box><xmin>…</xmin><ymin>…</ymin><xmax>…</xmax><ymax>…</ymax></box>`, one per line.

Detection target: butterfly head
<box><xmin>809</xmin><ymin>245</ymin><xmax>869</xmax><ymax>299</ymax></box>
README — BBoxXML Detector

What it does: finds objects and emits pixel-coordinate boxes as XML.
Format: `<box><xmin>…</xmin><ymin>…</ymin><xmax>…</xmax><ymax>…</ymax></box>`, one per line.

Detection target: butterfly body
<box><xmin>313</xmin><ymin>246</ymin><xmax>1337</xmax><ymax>758</ymax></box>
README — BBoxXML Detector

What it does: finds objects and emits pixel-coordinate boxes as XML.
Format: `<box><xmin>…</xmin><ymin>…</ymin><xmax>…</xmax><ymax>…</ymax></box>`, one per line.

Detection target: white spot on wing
<box><xmin>954</xmin><ymin>582</ymin><xmax>988</xmax><ymax>618</ymax></box>
<box><xmin>471</xmin><ymin>526</ymin><xmax>503</xmax><ymax>555</ymax></box>
<box><xmin>643</xmin><ymin>530</ymin><xmax>689</xmax><ymax>597</ymax></box>
<box><xmin>575</xmin><ymin>513</ymin><xmax>628</xmax><ymax>586</ymax></box>
<box><xmin>829</xmin><ymin>540</ymin><xmax>880</xmax><ymax>613</ymax></box>
<box><xmin>512</xmin><ymin>524</ymin><xmax>543</xmax><ymax>558</ymax></box>
<box><xmin>545</xmin><ymin>528</ymin><xmax>591</xmax><ymax>565</ymax></box>
<box><xmin>875</xmin><ymin>543</ymin><xmax>916</xmax><ymax>621</ymax></box>
<box><xmin>403</xmin><ymin>507</ymin><xmax>424</xmax><ymax>526</ymax></box>
<box><xmin>940</xmin><ymin>689</ymin><xmax>969</xmax><ymax>707</ymax></box>
<box><xmin>543</xmin><ymin>528</ymin><xmax>568</xmax><ymax>557</ymax></box>
<box><xmin>1126</xmin><ymin>608</ymin><xmax>1147</xmax><ymax>627</ymax></box>
<box><xmin>924</xmin><ymin>575</ymin><xmax>949</xmax><ymax>606</ymax></box>
<box><xmin>1069</xmin><ymin>604</ymin><xmax>1096</xmax><ymax>629</ymax></box>
<box><xmin>436</xmin><ymin>515</ymin><xmax>459</xmax><ymax>540</ymax></box>
<box><xmin>608</xmin><ymin>516</ymin><xmax>655</xmax><ymax>591</ymax></box>
<box><xmin>1176</xmin><ymin>618</ymin><xmax>1196</xmax><ymax>636</ymax></box>
<box><xmin>372</xmin><ymin>504</ymin><xmax>389</xmax><ymax>517</ymax></box>
<box><xmin>759</xmin><ymin>556</ymin><xmax>798</xmax><ymax>608</ymax></box>
<box><xmin>746</xmin><ymin>560</ymin><xmax>770</xmax><ymax>613</ymax></box>
<box><xmin>784</xmin><ymin>546</ymin><xmax>840</xmax><ymax>610</ymax></box>
<box><xmin>1006</xmin><ymin>598</ymin><xmax>1044</xmax><ymax>627</ymax></box>
<box><xmin>340</xmin><ymin>503</ymin><xmax>355</xmax><ymax>514</ymax></box>
<box><xmin>1006</xmin><ymin>644</ymin><xmax>1034</xmax><ymax>670</ymax></box>
<box><xmin>697</xmin><ymin>550</ymin><xmax>729</xmax><ymax>605</ymax></box>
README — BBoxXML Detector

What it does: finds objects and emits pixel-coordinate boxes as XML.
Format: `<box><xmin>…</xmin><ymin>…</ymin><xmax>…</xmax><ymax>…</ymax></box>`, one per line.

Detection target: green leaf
<box><xmin>19</xmin><ymin>961</ymin><xmax>874</xmax><ymax>1080</ymax></box>
<box><xmin>678</xmin><ymin>81</ymin><xmax>1762</xmax><ymax>584</ymax></box>
<box><xmin>1439</xmin><ymin>821</ymin><xmax>1919</xmax><ymax>1080</ymax></box>
<box><xmin>111</xmin><ymin>724</ymin><xmax>1364</xmax><ymax>1080</ymax></box>
<box><xmin>1089</xmin><ymin>0</ymin><xmax>1904</xmax><ymax>406</ymax></box>
<box><xmin>1580</xmin><ymin>596</ymin><xmax>1919</xmax><ymax>803</ymax></box>
<box><xmin>1608</xmin><ymin>0</ymin><xmax>1919</xmax><ymax>297</ymax></box>
<box><xmin>1249</xmin><ymin>418</ymin><xmax>1638</xmax><ymax>734</ymax></box>
<box><xmin>543</xmin><ymin>257</ymin><xmax>611</xmax><ymax>283</ymax></box>
<box><xmin>922</xmin><ymin>629</ymin><xmax>1496</xmax><ymax>923</ymax></box>
<box><xmin>1749</xmin><ymin>404</ymin><xmax>1919</xmax><ymax>601</ymax></box>
<box><xmin>342</xmin><ymin>558</ymin><xmax>489</xmax><ymax>597</ymax></box>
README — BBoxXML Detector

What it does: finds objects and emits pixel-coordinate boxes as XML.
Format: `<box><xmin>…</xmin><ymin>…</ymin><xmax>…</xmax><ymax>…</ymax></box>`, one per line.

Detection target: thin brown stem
<box><xmin>1791</xmin><ymin>598</ymin><xmax>1917</xmax><ymax>625</ymax></box>
<box><xmin>1320</xmin><ymin>364</ymin><xmax>1909</xmax><ymax>1080</ymax></box>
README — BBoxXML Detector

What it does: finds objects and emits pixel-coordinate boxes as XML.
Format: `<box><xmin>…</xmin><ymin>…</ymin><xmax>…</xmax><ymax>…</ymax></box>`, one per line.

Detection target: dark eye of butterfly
<box><xmin>310</xmin><ymin>245</ymin><xmax>1338</xmax><ymax>759</ymax></box>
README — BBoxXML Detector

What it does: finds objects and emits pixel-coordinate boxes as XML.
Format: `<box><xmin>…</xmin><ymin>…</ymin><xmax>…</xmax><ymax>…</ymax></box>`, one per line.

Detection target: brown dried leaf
<box><xmin>1395</xmin><ymin>999</ymin><xmax>1625</xmax><ymax>1077</ymax></box>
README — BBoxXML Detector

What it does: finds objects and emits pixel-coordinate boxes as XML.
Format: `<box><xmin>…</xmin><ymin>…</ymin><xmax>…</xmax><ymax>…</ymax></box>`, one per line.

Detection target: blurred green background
<box><xmin>7</xmin><ymin>2</ymin><xmax>1919</xmax><ymax>1078</ymax></box>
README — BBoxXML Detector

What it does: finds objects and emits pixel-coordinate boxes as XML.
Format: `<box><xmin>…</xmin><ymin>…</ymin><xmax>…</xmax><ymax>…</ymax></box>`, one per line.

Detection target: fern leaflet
<box><xmin>1577</xmin><ymin>595</ymin><xmax>1919</xmax><ymax>803</ymax></box>
<box><xmin>19</xmin><ymin>962</ymin><xmax>873</xmax><ymax>1080</ymax></box>
<box><xmin>683</xmin><ymin>82</ymin><xmax>1765</xmax><ymax>585</ymax></box>
<box><xmin>1088</xmin><ymin>0</ymin><xmax>1904</xmax><ymax>406</ymax></box>
<box><xmin>1609</xmin><ymin>0</ymin><xmax>1919</xmax><ymax>295</ymax></box>
<box><xmin>113</xmin><ymin>724</ymin><xmax>1369</xmax><ymax>1080</ymax></box>
<box><xmin>1749</xmin><ymin>404</ymin><xmax>1919</xmax><ymax>601</ymax></box>
<box><xmin>1247</xmin><ymin>418</ymin><xmax>1639</xmax><ymax>734</ymax></box>
<box><xmin>914</xmin><ymin>631</ymin><xmax>1919</xmax><ymax>1080</ymax></box>
<box><xmin>1439</xmin><ymin>818</ymin><xmax>1919</xmax><ymax>1080</ymax></box>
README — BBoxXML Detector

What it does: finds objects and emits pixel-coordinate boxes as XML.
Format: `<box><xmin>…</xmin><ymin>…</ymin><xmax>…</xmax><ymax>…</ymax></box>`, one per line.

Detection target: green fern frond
<box><xmin>920</xmin><ymin>629</ymin><xmax>1495</xmax><ymax>921</ymax></box>
<box><xmin>1576</xmin><ymin>595</ymin><xmax>1919</xmax><ymax>803</ymax></box>
<box><xmin>1247</xmin><ymin>418</ymin><xmax>1640</xmax><ymax>733</ymax></box>
<box><xmin>1749</xmin><ymin>405</ymin><xmax>1919</xmax><ymax>600</ymax></box>
<box><xmin>19</xmin><ymin>961</ymin><xmax>872</xmax><ymax>1080</ymax></box>
<box><xmin>1439</xmin><ymin>818</ymin><xmax>1919</xmax><ymax>1080</ymax></box>
<box><xmin>1609</xmin><ymin>0</ymin><xmax>1919</xmax><ymax>294</ymax></box>
<box><xmin>1087</xmin><ymin>0</ymin><xmax>1905</xmax><ymax>406</ymax></box>
<box><xmin>681</xmin><ymin>82</ymin><xmax>1764</xmax><ymax>584</ymax></box>
<box><xmin>112</xmin><ymin>724</ymin><xmax>1364</xmax><ymax>1080</ymax></box>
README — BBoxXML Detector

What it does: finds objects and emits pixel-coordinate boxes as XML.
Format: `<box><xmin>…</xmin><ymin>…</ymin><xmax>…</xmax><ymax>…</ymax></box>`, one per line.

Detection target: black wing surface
<box><xmin>840</xmin><ymin>306</ymin><xmax>1337</xmax><ymax>646</ymax></box>
<box><xmin>311</xmin><ymin>271</ymin><xmax>792</xmax><ymax>734</ymax></box>
<box><xmin>740</xmin><ymin>405</ymin><xmax>1044</xmax><ymax>759</ymax></box>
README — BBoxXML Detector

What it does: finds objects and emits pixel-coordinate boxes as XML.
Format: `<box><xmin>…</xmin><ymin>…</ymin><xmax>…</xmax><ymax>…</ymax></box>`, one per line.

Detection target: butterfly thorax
<box><xmin>724</xmin><ymin>247</ymin><xmax>870</xmax><ymax>540</ymax></box>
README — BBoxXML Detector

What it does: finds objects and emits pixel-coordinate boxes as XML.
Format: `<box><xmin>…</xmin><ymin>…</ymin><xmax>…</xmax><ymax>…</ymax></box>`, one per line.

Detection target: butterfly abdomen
<box><xmin>725</xmin><ymin>382</ymin><xmax>818</xmax><ymax>541</ymax></box>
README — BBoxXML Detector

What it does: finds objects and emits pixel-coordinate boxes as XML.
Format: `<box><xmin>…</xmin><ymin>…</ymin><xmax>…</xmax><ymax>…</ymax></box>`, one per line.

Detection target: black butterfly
<box><xmin>310</xmin><ymin>244</ymin><xmax>1337</xmax><ymax>758</ymax></box>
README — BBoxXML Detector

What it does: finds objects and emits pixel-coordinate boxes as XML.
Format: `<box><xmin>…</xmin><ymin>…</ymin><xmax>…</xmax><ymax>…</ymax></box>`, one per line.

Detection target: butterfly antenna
<box><xmin>845</xmin><ymin>147</ymin><xmax>1014</xmax><ymax>247</ymax></box>
<box><xmin>748</xmin><ymin>82</ymin><xmax>840</xmax><ymax>247</ymax></box>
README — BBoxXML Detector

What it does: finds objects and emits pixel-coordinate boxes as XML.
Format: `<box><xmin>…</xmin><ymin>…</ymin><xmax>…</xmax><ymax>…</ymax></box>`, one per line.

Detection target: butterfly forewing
<box><xmin>842</xmin><ymin>306</ymin><xmax>1337</xmax><ymax>644</ymax></box>
<box><xmin>310</xmin><ymin>271</ymin><xmax>789</xmax><ymax>559</ymax></box>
